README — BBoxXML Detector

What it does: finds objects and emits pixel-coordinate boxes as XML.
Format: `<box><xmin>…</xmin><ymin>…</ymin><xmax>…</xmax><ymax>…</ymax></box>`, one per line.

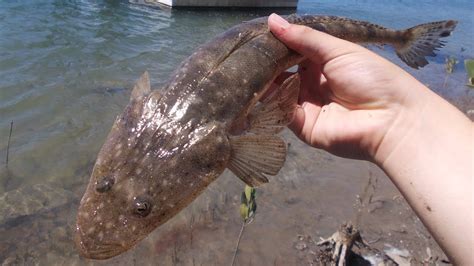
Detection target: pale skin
<box><xmin>268</xmin><ymin>14</ymin><xmax>473</xmax><ymax>264</ymax></box>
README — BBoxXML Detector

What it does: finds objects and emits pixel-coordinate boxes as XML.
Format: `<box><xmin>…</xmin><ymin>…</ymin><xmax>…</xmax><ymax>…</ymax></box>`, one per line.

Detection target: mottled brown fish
<box><xmin>75</xmin><ymin>15</ymin><xmax>456</xmax><ymax>259</ymax></box>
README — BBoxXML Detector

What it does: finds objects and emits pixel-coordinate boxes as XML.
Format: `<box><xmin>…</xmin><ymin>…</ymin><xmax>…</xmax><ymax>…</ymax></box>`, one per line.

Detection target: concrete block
<box><xmin>135</xmin><ymin>0</ymin><xmax>298</xmax><ymax>8</ymax></box>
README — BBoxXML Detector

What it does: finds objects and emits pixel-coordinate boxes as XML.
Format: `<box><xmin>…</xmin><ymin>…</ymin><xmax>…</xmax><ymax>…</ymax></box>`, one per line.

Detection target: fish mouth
<box><xmin>75</xmin><ymin>226</ymin><xmax>126</xmax><ymax>260</ymax></box>
<box><xmin>81</xmin><ymin>242</ymin><xmax>124</xmax><ymax>260</ymax></box>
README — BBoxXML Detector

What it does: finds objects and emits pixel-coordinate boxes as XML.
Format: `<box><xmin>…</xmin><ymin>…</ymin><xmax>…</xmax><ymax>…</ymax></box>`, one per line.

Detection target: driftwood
<box><xmin>317</xmin><ymin>222</ymin><xmax>399</xmax><ymax>266</ymax></box>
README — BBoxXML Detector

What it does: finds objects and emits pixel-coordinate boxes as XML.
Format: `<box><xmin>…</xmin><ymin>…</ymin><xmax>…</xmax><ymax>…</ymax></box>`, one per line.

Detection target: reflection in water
<box><xmin>0</xmin><ymin>0</ymin><xmax>472</xmax><ymax>264</ymax></box>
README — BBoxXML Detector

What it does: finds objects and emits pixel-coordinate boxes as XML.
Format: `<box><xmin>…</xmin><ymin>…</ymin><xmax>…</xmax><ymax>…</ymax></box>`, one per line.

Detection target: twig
<box><xmin>232</xmin><ymin>185</ymin><xmax>256</xmax><ymax>265</ymax></box>
<box><xmin>6</xmin><ymin>120</ymin><xmax>13</xmax><ymax>167</ymax></box>
<box><xmin>354</xmin><ymin>164</ymin><xmax>377</xmax><ymax>227</ymax></box>
<box><xmin>231</xmin><ymin>222</ymin><xmax>246</xmax><ymax>266</ymax></box>
<box><xmin>443</xmin><ymin>56</ymin><xmax>458</xmax><ymax>89</ymax></box>
<box><xmin>443</xmin><ymin>74</ymin><xmax>450</xmax><ymax>89</ymax></box>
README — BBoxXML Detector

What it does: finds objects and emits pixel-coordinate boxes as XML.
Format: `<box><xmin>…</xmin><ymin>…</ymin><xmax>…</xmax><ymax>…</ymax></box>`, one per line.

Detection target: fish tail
<box><xmin>396</xmin><ymin>20</ymin><xmax>458</xmax><ymax>69</ymax></box>
<box><xmin>288</xmin><ymin>15</ymin><xmax>457</xmax><ymax>69</ymax></box>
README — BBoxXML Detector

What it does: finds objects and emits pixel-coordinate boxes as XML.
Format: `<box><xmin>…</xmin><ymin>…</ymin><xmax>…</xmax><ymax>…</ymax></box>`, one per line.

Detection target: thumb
<box><xmin>268</xmin><ymin>13</ymin><xmax>363</xmax><ymax>65</ymax></box>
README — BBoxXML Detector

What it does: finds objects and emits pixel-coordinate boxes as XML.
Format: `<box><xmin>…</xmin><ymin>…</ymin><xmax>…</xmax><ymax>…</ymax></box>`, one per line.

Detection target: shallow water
<box><xmin>0</xmin><ymin>0</ymin><xmax>472</xmax><ymax>264</ymax></box>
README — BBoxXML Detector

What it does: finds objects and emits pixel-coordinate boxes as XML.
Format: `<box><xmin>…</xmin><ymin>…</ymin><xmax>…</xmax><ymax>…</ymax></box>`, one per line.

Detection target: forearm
<box><xmin>376</xmin><ymin>81</ymin><xmax>473</xmax><ymax>264</ymax></box>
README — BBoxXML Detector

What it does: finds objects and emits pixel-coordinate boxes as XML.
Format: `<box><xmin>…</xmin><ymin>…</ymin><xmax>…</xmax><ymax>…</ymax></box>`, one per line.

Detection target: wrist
<box><xmin>371</xmin><ymin>78</ymin><xmax>473</xmax><ymax>265</ymax></box>
<box><xmin>369</xmin><ymin>77</ymin><xmax>430</xmax><ymax>165</ymax></box>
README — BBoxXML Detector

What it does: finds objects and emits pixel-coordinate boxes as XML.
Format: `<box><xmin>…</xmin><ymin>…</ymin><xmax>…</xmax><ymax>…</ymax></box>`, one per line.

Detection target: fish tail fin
<box><xmin>396</xmin><ymin>20</ymin><xmax>457</xmax><ymax>69</ymax></box>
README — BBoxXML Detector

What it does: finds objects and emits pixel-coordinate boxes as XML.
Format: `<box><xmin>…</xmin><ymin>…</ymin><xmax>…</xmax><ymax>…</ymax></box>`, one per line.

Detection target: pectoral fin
<box><xmin>130</xmin><ymin>71</ymin><xmax>151</xmax><ymax>101</ymax></box>
<box><xmin>248</xmin><ymin>73</ymin><xmax>300</xmax><ymax>134</ymax></box>
<box><xmin>228</xmin><ymin>135</ymin><xmax>286</xmax><ymax>187</ymax></box>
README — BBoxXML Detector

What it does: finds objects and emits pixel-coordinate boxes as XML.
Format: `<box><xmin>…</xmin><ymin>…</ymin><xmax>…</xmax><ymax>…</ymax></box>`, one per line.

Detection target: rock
<box><xmin>0</xmin><ymin>183</ymin><xmax>74</xmax><ymax>225</ymax></box>
<box><xmin>51</xmin><ymin>227</ymin><xmax>67</xmax><ymax>241</ymax></box>
<box><xmin>1</xmin><ymin>256</ymin><xmax>18</xmax><ymax>266</ymax></box>
<box><xmin>384</xmin><ymin>245</ymin><xmax>412</xmax><ymax>266</ymax></box>
<box><xmin>295</xmin><ymin>242</ymin><xmax>307</xmax><ymax>251</ymax></box>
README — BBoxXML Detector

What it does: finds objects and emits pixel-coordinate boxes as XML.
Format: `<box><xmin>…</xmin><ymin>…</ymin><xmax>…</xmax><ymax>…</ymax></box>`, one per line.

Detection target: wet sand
<box><xmin>0</xmin><ymin>130</ymin><xmax>451</xmax><ymax>265</ymax></box>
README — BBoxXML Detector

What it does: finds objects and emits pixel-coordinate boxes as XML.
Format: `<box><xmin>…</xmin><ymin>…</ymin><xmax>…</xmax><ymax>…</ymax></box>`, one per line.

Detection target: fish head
<box><xmin>75</xmin><ymin>72</ymin><xmax>231</xmax><ymax>259</ymax></box>
<box><xmin>75</xmin><ymin>87</ymin><xmax>162</xmax><ymax>258</ymax></box>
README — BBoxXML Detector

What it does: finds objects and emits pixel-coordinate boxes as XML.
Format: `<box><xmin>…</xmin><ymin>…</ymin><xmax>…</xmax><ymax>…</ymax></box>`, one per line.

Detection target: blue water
<box><xmin>0</xmin><ymin>0</ymin><xmax>472</xmax><ymax>264</ymax></box>
<box><xmin>300</xmin><ymin>0</ymin><xmax>474</xmax><ymax>63</ymax></box>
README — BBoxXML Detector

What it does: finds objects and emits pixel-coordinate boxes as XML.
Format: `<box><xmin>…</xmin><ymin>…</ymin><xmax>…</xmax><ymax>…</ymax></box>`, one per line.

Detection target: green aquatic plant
<box><xmin>240</xmin><ymin>185</ymin><xmax>257</xmax><ymax>222</ymax></box>
<box><xmin>445</xmin><ymin>56</ymin><xmax>458</xmax><ymax>74</ymax></box>
<box><xmin>464</xmin><ymin>59</ymin><xmax>474</xmax><ymax>88</ymax></box>
<box><xmin>232</xmin><ymin>185</ymin><xmax>257</xmax><ymax>266</ymax></box>
<box><xmin>443</xmin><ymin>56</ymin><xmax>458</xmax><ymax>89</ymax></box>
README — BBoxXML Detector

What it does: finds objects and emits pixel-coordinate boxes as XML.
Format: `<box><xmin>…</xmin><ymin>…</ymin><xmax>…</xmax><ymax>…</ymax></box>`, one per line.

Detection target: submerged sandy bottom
<box><xmin>0</xmin><ymin>129</ymin><xmax>450</xmax><ymax>265</ymax></box>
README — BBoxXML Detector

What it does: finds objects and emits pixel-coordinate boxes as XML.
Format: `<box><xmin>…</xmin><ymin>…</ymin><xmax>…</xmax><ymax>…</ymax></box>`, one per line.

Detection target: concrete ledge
<box><xmin>138</xmin><ymin>0</ymin><xmax>298</xmax><ymax>8</ymax></box>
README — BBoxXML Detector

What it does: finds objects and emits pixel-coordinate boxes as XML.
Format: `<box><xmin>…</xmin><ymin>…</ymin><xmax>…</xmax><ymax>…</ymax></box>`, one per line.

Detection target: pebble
<box><xmin>295</xmin><ymin>242</ymin><xmax>307</xmax><ymax>251</ymax></box>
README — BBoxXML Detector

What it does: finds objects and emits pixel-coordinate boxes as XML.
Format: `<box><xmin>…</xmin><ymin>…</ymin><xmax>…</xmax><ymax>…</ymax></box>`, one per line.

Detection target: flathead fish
<box><xmin>75</xmin><ymin>15</ymin><xmax>457</xmax><ymax>259</ymax></box>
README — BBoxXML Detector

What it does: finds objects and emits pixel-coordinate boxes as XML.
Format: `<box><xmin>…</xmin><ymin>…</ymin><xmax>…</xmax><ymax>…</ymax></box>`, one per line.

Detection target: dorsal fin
<box><xmin>130</xmin><ymin>71</ymin><xmax>151</xmax><ymax>101</ymax></box>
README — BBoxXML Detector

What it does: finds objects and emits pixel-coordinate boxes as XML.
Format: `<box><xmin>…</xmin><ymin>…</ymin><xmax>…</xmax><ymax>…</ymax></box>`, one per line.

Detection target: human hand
<box><xmin>268</xmin><ymin>14</ymin><xmax>473</xmax><ymax>264</ymax></box>
<box><xmin>268</xmin><ymin>14</ymin><xmax>428</xmax><ymax>162</ymax></box>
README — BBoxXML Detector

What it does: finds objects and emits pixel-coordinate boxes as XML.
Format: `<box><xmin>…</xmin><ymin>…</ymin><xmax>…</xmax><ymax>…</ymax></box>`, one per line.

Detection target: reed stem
<box><xmin>231</xmin><ymin>222</ymin><xmax>246</xmax><ymax>266</ymax></box>
<box><xmin>6</xmin><ymin>120</ymin><xmax>13</xmax><ymax>167</ymax></box>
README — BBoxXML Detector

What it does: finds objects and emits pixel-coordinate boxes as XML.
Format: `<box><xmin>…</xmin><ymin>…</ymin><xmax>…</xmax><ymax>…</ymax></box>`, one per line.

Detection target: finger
<box><xmin>268</xmin><ymin>13</ymin><xmax>363</xmax><ymax>65</ymax></box>
<box><xmin>298</xmin><ymin>60</ymin><xmax>322</xmax><ymax>105</ymax></box>
<box><xmin>320</xmin><ymin>74</ymin><xmax>328</xmax><ymax>85</ymax></box>
<box><xmin>318</xmin><ymin>74</ymin><xmax>331</xmax><ymax>105</ymax></box>
<box><xmin>289</xmin><ymin>102</ymin><xmax>322</xmax><ymax>146</ymax></box>
<box><xmin>289</xmin><ymin>105</ymin><xmax>305</xmax><ymax>137</ymax></box>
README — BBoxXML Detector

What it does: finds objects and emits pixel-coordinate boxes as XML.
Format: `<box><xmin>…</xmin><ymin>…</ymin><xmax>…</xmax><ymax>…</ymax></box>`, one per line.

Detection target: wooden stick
<box><xmin>6</xmin><ymin>120</ymin><xmax>13</xmax><ymax>167</ymax></box>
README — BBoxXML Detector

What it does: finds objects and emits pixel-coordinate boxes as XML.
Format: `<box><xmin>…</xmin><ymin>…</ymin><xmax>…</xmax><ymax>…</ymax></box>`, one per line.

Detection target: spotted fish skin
<box><xmin>75</xmin><ymin>15</ymin><xmax>456</xmax><ymax>259</ymax></box>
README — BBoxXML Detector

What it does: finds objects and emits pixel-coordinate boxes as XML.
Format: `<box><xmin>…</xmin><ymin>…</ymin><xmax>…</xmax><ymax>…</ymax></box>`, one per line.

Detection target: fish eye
<box><xmin>95</xmin><ymin>176</ymin><xmax>115</xmax><ymax>193</ymax></box>
<box><xmin>133</xmin><ymin>197</ymin><xmax>152</xmax><ymax>217</ymax></box>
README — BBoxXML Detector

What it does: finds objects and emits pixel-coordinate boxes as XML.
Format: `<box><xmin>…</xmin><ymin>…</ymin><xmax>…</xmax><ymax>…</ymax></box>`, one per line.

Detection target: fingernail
<box><xmin>270</xmin><ymin>13</ymin><xmax>290</xmax><ymax>30</ymax></box>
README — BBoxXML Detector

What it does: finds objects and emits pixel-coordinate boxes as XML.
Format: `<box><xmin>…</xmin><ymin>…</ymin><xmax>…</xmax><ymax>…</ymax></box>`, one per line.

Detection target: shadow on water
<box><xmin>0</xmin><ymin>0</ymin><xmax>472</xmax><ymax>264</ymax></box>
